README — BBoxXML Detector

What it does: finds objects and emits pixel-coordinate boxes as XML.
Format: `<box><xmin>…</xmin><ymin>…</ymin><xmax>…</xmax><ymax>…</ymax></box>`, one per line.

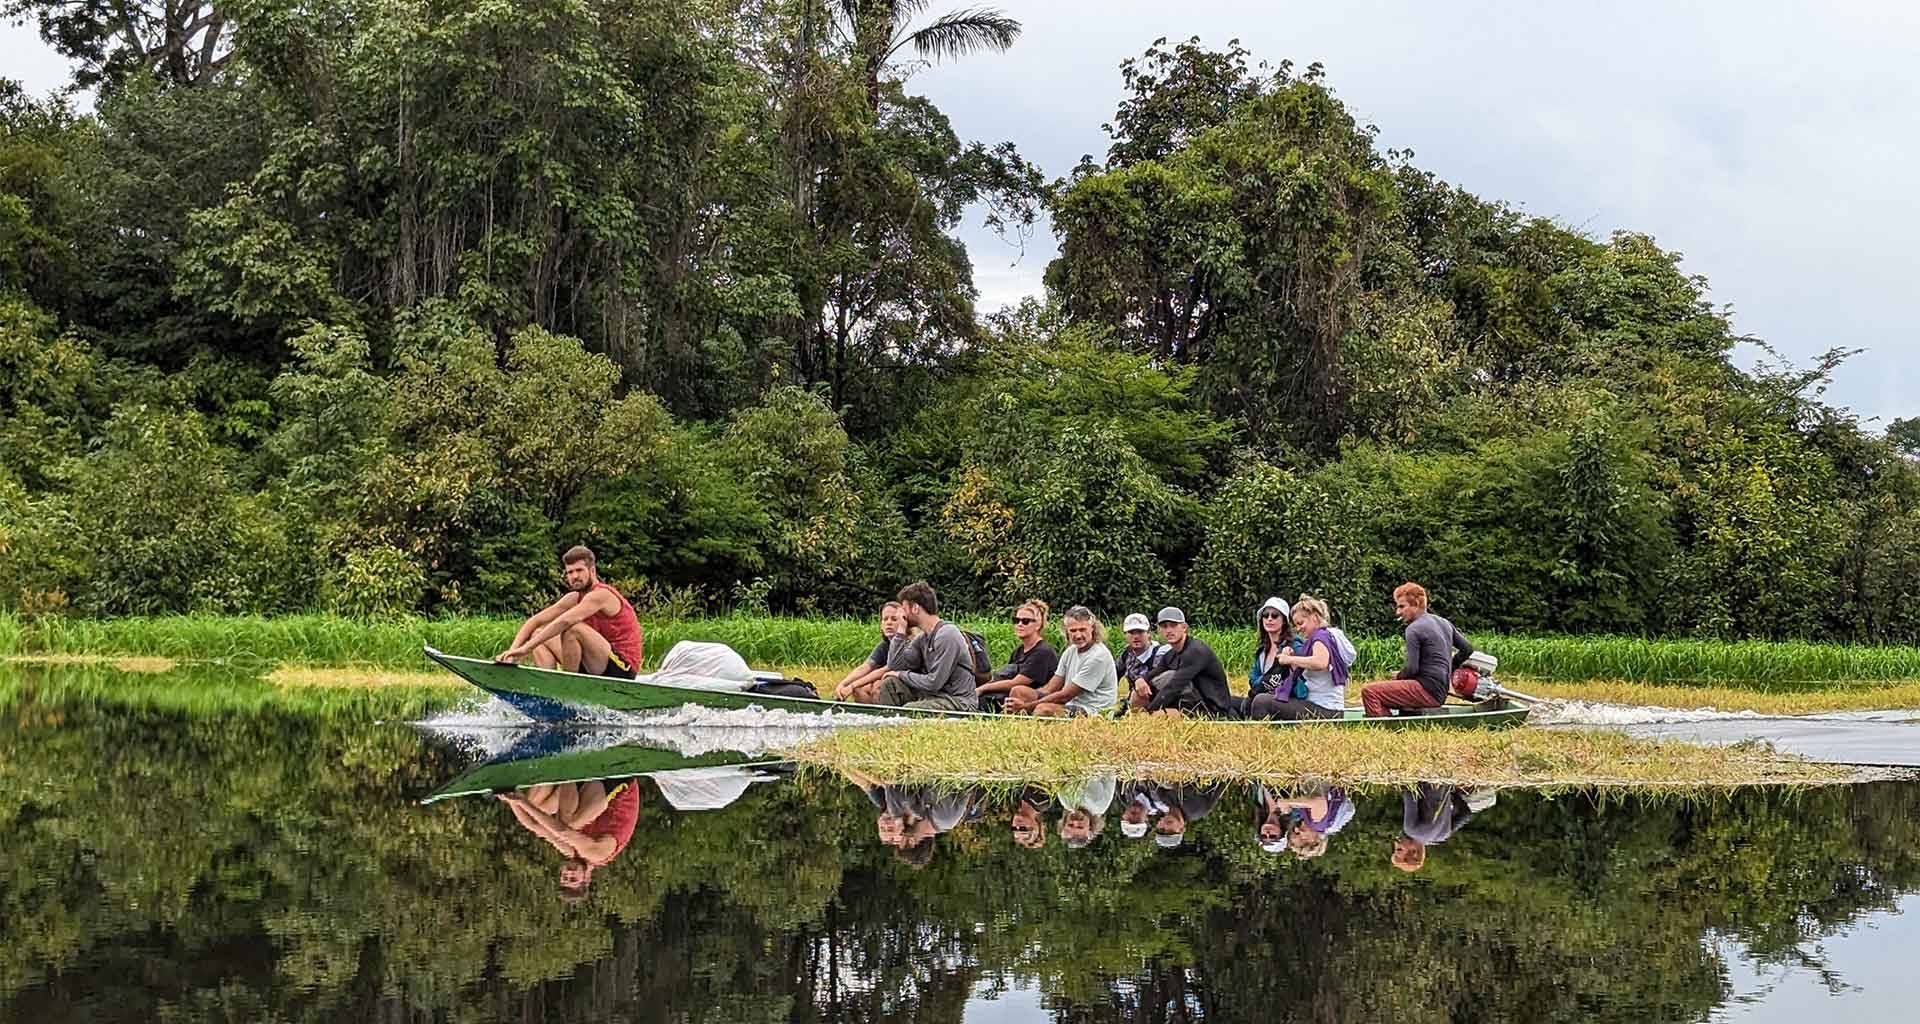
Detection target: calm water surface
<box><xmin>4</xmin><ymin>662</ymin><xmax>1920</xmax><ymax>1023</ymax></box>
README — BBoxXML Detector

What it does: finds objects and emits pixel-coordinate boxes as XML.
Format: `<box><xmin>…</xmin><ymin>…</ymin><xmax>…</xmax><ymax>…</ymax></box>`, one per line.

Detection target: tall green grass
<box><xmin>3</xmin><ymin>612</ymin><xmax>1918</xmax><ymax>686</ymax></box>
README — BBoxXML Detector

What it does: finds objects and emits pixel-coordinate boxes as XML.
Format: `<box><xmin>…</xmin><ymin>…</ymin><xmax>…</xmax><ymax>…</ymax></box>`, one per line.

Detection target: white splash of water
<box><xmin>1534</xmin><ymin>700</ymin><xmax>1773</xmax><ymax>726</ymax></box>
<box><xmin>411</xmin><ymin>698</ymin><xmax>907</xmax><ymax>760</ymax></box>
<box><xmin>413</xmin><ymin>695</ymin><xmax>538</xmax><ymax>729</ymax></box>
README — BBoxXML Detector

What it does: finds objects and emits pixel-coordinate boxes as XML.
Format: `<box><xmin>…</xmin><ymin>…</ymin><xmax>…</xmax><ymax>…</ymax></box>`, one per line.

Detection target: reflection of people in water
<box><xmin>497</xmin><ymin>778</ymin><xmax>641</xmax><ymax>899</ymax></box>
<box><xmin>1250</xmin><ymin>784</ymin><xmax>1353</xmax><ymax>857</ymax></box>
<box><xmin>1054</xmin><ymin>774</ymin><xmax>1114</xmax><ymax>850</ymax></box>
<box><xmin>1393</xmin><ymin>782</ymin><xmax>1496</xmax><ymax>872</ymax></box>
<box><xmin>1012</xmin><ymin>786</ymin><xmax>1050</xmax><ymax>849</ymax></box>
<box><xmin>845</xmin><ymin>768</ymin><xmax>982</xmax><ymax>868</ymax></box>
<box><xmin>1119</xmin><ymin>781</ymin><xmax>1159</xmax><ymax>840</ymax></box>
<box><xmin>1148</xmin><ymin>782</ymin><xmax>1225</xmax><ymax>849</ymax></box>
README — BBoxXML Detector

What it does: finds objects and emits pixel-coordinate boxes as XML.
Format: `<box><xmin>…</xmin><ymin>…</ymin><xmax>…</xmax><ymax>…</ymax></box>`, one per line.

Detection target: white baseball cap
<box><xmin>1123</xmin><ymin>613</ymin><xmax>1151</xmax><ymax>632</ymax></box>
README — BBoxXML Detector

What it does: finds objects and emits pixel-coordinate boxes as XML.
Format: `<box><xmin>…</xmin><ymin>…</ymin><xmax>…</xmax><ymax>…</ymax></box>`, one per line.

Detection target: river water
<box><xmin>4</xmin><ymin>661</ymin><xmax>1920</xmax><ymax>1022</ymax></box>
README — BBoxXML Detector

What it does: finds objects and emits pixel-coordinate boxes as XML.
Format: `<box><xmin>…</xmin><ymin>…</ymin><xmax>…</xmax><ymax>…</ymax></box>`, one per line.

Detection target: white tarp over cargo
<box><xmin>638</xmin><ymin>640</ymin><xmax>760</xmax><ymax>692</ymax></box>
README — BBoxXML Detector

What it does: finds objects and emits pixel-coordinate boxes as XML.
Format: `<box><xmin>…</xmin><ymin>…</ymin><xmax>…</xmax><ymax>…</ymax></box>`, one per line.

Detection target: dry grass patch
<box><xmin>267</xmin><ymin>666</ymin><xmax>456</xmax><ymax>689</ymax></box>
<box><xmin>1516</xmin><ymin>678</ymin><xmax>1920</xmax><ymax>715</ymax></box>
<box><xmin>4</xmin><ymin>654</ymin><xmax>178</xmax><ymax>673</ymax></box>
<box><xmin>787</xmin><ymin>716</ymin><xmax>1850</xmax><ymax>789</ymax></box>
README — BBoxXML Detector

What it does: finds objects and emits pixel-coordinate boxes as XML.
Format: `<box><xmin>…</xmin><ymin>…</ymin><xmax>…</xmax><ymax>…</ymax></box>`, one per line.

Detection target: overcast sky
<box><xmin>6</xmin><ymin>2</ymin><xmax>1915</xmax><ymax>424</ymax></box>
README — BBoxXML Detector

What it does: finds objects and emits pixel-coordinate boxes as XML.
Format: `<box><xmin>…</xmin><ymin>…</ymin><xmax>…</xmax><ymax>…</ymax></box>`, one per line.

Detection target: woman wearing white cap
<box><xmin>1249</xmin><ymin>595</ymin><xmax>1351</xmax><ymax>721</ymax></box>
<box><xmin>1241</xmin><ymin>596</ymin><xmax>1297</xmax><ymax>716</ymax></box>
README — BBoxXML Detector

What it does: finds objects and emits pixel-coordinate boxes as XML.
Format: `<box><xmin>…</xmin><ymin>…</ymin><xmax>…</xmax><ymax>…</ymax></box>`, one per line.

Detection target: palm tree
<box><xmin>832</xmin><ymin>1</ymin><xmax>1023</xmax><ymax>111</ymax></box>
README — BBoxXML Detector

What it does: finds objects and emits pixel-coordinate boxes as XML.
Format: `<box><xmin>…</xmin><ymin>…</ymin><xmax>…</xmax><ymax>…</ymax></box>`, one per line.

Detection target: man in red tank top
<box><xmin>498</xmin><ymin>779</ymin><xmax>642</xmax><ymax>901</ymax></box>
<box><xmin>495</xmin><ymin>545</ymin><xmax>644</xmax><ymax>678</ymax></box>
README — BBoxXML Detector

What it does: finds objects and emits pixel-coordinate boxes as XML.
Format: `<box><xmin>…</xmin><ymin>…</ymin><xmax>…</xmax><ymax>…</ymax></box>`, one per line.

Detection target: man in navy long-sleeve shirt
<box><xmin>1362</xmin><ymin>582</ymin><xmax>1474</xmax><ymax>717</ymax></box>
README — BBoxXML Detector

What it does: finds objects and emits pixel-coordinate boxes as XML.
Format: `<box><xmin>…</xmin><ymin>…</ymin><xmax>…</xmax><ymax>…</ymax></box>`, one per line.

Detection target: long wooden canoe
<box><xmin>424</xmin><ymin>646</ymin><xmax>1531</xmax><ymax>729</ymax></box>
<box><xmin>424</xmin><ymin>646</ymin><xmax>994</xmax><ymax>721</ymax></box>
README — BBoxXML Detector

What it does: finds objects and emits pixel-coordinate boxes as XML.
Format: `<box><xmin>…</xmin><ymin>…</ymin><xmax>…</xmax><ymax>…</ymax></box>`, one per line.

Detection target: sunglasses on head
<box><xmin>1013</xmin><ymin>616</ymin><xmax>1037</xmax><ymax>625</ymax></box>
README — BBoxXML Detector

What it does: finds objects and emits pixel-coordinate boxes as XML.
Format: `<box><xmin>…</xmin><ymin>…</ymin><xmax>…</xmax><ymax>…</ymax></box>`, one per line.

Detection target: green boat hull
<box><xmin>424</xmin><ymin>646</ymin><xmax>991</xmax><ymax>720</ymax></box>
<box><xmin>422</xmin><ymin>743</ymin><xmax>781</xmax><ymax>804</ymax></box>
<box><xmin>423</xmin><ymin>646</ymin><xmax>1530</xmax><ymax>728</ymax></box>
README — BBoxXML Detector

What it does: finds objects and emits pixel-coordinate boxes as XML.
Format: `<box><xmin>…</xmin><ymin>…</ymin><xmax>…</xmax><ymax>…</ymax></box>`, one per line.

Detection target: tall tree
<box><xmin>3</xmin><ymin>1</ymin><xmax>233</xmax><ymax>90</ymax></box>
<box><xmin>832</xmin><ymin>0</ymin><xmax>1021</xmax><ymax>111</ymax></box>
<box><xmin>1049</xmin><ymin>47</ymin><xmax>1396</xmax><ymax>450</ymax></box>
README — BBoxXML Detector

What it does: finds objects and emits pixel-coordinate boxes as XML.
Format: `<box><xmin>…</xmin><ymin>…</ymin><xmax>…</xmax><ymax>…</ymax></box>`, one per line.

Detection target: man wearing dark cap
<box><xmin>1136</xmin><ymin>607</ymin><xmax>1235</xmax><ymax>717</ymax></box>
<box><xmin>1148</xmin><ymin>781</ymin><xmax>1225</xmax><ymax>850</ymax></box>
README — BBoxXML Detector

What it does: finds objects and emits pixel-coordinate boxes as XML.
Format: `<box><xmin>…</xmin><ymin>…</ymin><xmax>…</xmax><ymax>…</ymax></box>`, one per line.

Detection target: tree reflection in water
<box><xmin>3</xmin><ymin>688</ymin><xmax>1919</xmax><ymax>1022</ymax></box>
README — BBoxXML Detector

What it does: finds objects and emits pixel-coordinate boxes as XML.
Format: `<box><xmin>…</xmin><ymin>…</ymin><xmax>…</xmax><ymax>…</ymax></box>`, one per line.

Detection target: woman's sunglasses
<box><xmin>1259</xmin><ymin>610</ymin><xmax>1283</xmax><ymax>620</ymax></box>
<box><xmin>1013</xmin><ymin>616</ymin><xmax>1037</xmax><ymax>625</ymax></box>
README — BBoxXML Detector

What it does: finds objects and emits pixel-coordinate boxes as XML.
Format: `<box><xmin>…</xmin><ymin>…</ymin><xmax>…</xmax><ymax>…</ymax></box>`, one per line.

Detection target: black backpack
<box><xmin>960</xmin><ymin>630</ymin><xmax>992</xmax><ymax>685</ymax></box>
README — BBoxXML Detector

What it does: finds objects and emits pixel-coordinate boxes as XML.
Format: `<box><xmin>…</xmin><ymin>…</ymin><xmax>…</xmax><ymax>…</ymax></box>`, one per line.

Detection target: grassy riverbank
<box><xmin>0</xmin><ymin>654</ymin><xmax>1878</xmax><ymax>788</ymax></box>
<box><xmin>791</xmin><ymin>717</ymin><xmax>1853</xmax><ymax>789</ymax></box>
<box><xmin>241</xmin><ymin>666</ymin><xmax>1920</xmax><ymax>715</ymax></box>
<box><xmin>6</xmin><ymin>613</ymin><xmax>1920</xmax><ymax>686</ymax></box>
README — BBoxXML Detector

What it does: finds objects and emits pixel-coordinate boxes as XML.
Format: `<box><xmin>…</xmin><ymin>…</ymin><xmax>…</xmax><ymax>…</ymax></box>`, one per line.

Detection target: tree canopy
<box><xmin>2</xmin><ymin>17</ymin><xmax>1916</xmax><ymax>640</ymax></box>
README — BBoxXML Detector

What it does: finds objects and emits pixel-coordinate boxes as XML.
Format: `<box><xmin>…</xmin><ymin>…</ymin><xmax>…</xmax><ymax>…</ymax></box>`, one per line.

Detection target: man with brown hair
<box><xmin>862</xmin><ymin>580</ymin><xmax>979</xmax><ymax>712</ymax></box>
<box><xmin>1361</xmin><ymin>582</ymin><xmax>1474</xmax><ymax>717</ymax></box>
<box><xmin>495</xmin><ymin>545</ymin><xmax>644</xmax><ymax>677</ymax></box>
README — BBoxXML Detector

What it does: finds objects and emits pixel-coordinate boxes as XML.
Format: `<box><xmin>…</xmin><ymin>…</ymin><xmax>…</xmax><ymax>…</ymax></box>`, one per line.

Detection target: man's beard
<box><xmin>568</xmin><ymin>578</ymin><xmax>592</xmax><ymax>592</ymax></box>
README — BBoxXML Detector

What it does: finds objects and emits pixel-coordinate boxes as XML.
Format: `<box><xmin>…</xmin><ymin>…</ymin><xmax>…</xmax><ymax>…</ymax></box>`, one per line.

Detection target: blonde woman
<box><xmin>976</xmin><ymin>599</ymin><xmax>1057</xmax><ymax>713</ymax></box>
<box><xmin>1250</xmin><ymin>595</ymin><xmax>1351</xmax><ymax>721</ymax></box>
<box><xmin>834</xmin><ymin>601</ymin><xmax>907</xmax><ymax>701</ymax></box>
<box><xmin>1007</xmin><ymin>605</ymin><xmax>1117</xmax><ymax>717</ymax></box>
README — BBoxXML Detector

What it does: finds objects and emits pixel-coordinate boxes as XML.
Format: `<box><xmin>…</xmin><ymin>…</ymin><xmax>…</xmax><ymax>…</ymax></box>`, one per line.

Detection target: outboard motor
<box><xmin>1451</xmin><ymin>650</ymin><xmax>1501</xmax><ymax>701</ymax></box>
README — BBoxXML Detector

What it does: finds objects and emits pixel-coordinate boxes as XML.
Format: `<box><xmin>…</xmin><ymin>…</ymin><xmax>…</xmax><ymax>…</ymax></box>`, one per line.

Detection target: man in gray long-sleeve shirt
<box><xmin>866</xmin><ymin>580</ymin><xmax>979</xmax><ymax>713</ymax></box>
<box><xmin>1361</xmin><ymin>582</ymin><xmax>1474</xmax><ymax>717</ymax></box>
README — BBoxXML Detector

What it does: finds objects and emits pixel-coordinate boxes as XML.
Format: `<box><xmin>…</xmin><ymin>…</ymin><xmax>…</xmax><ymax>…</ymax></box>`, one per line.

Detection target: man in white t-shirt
<box><xmin>1006</xmin><ymin>605</ymin><xmax>1118</xmax><ymax>717</ymax></box>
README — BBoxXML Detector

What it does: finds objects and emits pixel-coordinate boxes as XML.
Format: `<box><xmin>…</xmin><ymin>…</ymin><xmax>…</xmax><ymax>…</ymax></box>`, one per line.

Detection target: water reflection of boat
<box><xmin>425</xmin><ymin>645</ymin><xmax>1532</xmax><ymax>728</ymax></box>
<box><xmin>421</xmin><ymin>734</ymin><xmax>790</xmax><ymax>806</ymax></box>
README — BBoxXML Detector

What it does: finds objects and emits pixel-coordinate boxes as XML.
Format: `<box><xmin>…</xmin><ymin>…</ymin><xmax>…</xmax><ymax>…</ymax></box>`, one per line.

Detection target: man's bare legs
<box><xmin>504</xmin><ymin>796</ymin><xmax>575</xmax><ymax>855</ymax></box>
<box><xmin>525</xmin><ymin>783</ymin><xmax>581</xmax><ymax>823</ymax></box>
<box><xmin>568</xmin><ymin>781</ymin><xmax>611</xmax><ymax>828</ymax></box>
<box><xmin>522</xmin><ymin>781</ymin><xmax>610</xmax><ymax>828</ymax></box>
<box><xmin>526</xmin><ymin>624</ymin><xmax>613</xmax><ymax>673</ymax></box>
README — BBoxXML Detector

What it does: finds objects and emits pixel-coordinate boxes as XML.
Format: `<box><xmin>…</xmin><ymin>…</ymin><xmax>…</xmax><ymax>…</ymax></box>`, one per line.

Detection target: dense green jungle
<box><xmin>5</xmin><ymin>1</ymin><xmax>1920</xmax><ymax>643</ymax></box>
<box><xmin>4</xmin><ymin>661</ymin><xmax>1920</xmax><ymax>1023</ymax></box>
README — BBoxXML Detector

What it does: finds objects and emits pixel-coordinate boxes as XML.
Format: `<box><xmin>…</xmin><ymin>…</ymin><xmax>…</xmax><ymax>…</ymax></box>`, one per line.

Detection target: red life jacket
<box><xmin>582</xmin><ymin>582</ymin><xmax>643</xmax><ymax>670</ymax></box>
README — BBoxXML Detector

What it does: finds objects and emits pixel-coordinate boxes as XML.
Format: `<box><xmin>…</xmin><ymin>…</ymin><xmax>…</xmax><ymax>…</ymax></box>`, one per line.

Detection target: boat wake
<box><xmin>411</xmin><ymin>696</ymin><xmax>906</xmax><ymax>761</ymax></box>
<box><xmin>1533</xmin><ymin>700</ymin><xmax>1776</xmax><ymax>726</ymax></box>
<box><xmin>1539</xmin><ymin>701</ymin><xmax>1920</xmax><ymax>728</ymax></box>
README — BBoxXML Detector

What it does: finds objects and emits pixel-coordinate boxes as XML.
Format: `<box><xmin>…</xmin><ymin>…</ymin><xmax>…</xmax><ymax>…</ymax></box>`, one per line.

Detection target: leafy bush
<box><xmin>999</xmin><ymin>424</ymin><xmax>1181</xmax><ymax>614</ymax></box>
<box><xmin>322</xmin><ymin>544</ymin><xmax>430</xmax><ymax>619</ymax></box>
<box><xmin>0</xmin><ymin>295</ymin><xmax>101</xmax><ymax>488</ymax></box>
<box><xmin>1186</xmin><ymin>462</ymin><xmax>1381</xmax><ymax>630</ymax></box>
<box><xmin>60</xmin><ymin>406</ymin><xmax>252</xmax><ymax>614</ymax></box>
<box><xmin>564</xmin><ymin>425</ymin><xmax>771</xmax><ymax>606</ymax></box>
<box><xmin>719</xmin><ymin>386</ymin><xmax>915</xmax><ymax>612</ymax></box>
